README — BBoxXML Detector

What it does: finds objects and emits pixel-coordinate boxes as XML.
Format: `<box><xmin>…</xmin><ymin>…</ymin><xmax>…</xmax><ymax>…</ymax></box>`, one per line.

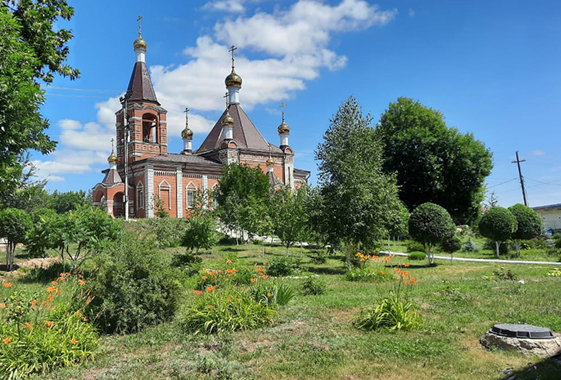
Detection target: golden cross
<box><xmin>224</xmin><ymin>92</ymin><xmax>229</xmax><ymax>107</ymax></box>
<box><xmin>110</xmin><ymin>138</ymin><xmax>114</xmax><ymax>151</ymax></box>
<box><xmin>228</xmin><ymin>45</ymin><xmax>237</xmax><ymax>70</ymax></box>
<box><xmin>184</xmin><ymin>107</ymin><xmax>189</xmax><ymax>126</ymax></box>
<box><xmin>137</xmin><ymin>15</ymin><xmax>142</xmax><ymax>37</ymax></box>
<box><xmin>280</xmin><ymin>102</ymin><xmax>286</xmax><ymax>122</ymax></box>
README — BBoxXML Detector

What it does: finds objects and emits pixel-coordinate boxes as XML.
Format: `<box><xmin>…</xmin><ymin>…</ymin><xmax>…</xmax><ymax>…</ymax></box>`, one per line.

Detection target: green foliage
<box><xmin>0</xmin><ymin>1</ymin><xmax>78</xmax><ymax>200</ymax></box>
<box><xmin>375</xmin><ymin>97</ymin><xmax>493</xmax><ymax>224</ymax></box>
<box><xmin>314</xmin><ymin>97</ymin><xmax>402</xmax><ymax>270</ymax></box>
<box><xmin>86</xmin><ymin>234</ymin><xmax>183</xmax><ymax>334</ymax></box>
<box><xmin>180</xmin><ymin>288</ymin><xmax>277</xmax><ymax>334</ymax></box>
<box><xmin>25</xmin><ymin>208</ymin><xmax>57</xmax><ymax>258</ymax></box>
<box><xmin>354</xmin><ymin>294</ymin><xmax>419</xmax><ymax>331</ymax></box>
<box><xmin>301</xmin><ymin>276</ymin><xmax>326</xmax><ymax>295</ymax></box>
<box><xmin>0</xmin><ymin>207</ymin><xmax>32</xmax><ymax>271</ymax></box>
<box><xmin>546</xmin><ymin>268</ymin><xmax>561</xmax><ymax>277</ymax></box>
<box><xmin>478</xmin><ymin>207</ymin><xmax>517</xmax><ymax>258</ymax></box>
<box><xmin>440</xmin><ymin>234</ymin><xmax>462</xmax><ymax>253</ymax></box>
<box><xmin>0</xmin><ymin>276</ymin><xmax>97</xmax><ymax>379</ymax></box>
<box><xmin>406</xmin><ymin>240</ymin><xmax>425</xmax><ymax>253</ymax></box>
<box><xmin>270</xmin><ymin>186</ymin><xmax>309</xmax><ymax>253</ymax></box>
<box><xmin>250</xmin><ymin>282</ymin><xmax>294</xmax><ymax>306</ymax></box>
<box><xmin>47</xmin><ymin>190</ymin><xmax>89</xmax><ymax>214</ymax></box>
<box><xmin>508</xmin><ymin>204</ymin><xmax>543</xmax><ymax>257</ymax></box>
<box><xmin>486</xmin><ymin>267</ymin><xmax>518</xmax><ymax>281</ymax></box>
<box><xmin>215</xmin><ymin>163</ymin><xmax>270</xmax><ymax>239</ymax></box>
<box><xmin>170</xmin><ymin>251</ymin><xmax>203</xmax><ymax>276</ymax></box>
<box><xmin>154</xmin><ymin>196</ymin><xmax>169</xmax><ymax>218</ymax></box>
<box><xmin>408</xmin><ymin>251</ymin><xmax>426</xmax><ymax>261</ymax></box>
<box><xmin>149</xmin><ymin>217</ymin><xmax>186</xmax><ymax>248</ymax></box>
<box><xmin>266</xmin><ymin>256</ymin><xmax>300</xmax><ymax>277</ymax></box>
<box><xmin>408</xmin><ymin>202</ymin><xmax>455</xmax><ymax>264</ymax></box>
<box><xmin>182</xmin><ymin>216</ymin><xmax>218</xmax><ymax>253</ymax></box>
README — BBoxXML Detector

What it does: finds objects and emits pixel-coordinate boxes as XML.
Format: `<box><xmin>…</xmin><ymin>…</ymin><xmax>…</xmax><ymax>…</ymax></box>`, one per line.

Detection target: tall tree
<box><xmin>48</xmin><ymin>189</ymin><xmax>89</xmax><ymax>214</ymax></box>
<box><xmin>0</xmin><ymin>1</ymin><xmax>78</xmax><ymax>200</ymax></box>
<box><xmin>375</xmin><ymin>97</ymin><xmax>493</xmax><ymax>224</ymax></box>
<box><xmin>0</xmin><ymin>208</ymin><xmax>32</xmax><ymax>271</ymax></box>
<box><xmin>315</xmin><ymin>97</ymin><xmax>402</xmax><ymax>270</ymax></box>
<box><xmin>270</xmin><ymin>186</ymin><xmax>309</xmax><ymax>255</ymax></box>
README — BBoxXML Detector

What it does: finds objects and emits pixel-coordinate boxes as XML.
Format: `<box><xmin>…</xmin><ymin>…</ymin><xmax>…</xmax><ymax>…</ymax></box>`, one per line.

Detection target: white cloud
<box><xmin>32</xmin><ymin>150</ymin><xmax>109</xmax><ymax>181</ymax></box>
<box><xmin>533</xmin><ymin>149</ymin><xmax>546</xmax><ymax>156</ymax></box>
<box><xmin>408</xmin><ymin>8</ymin><xmax>415</xmax><ymax>17</ymax></box>
<box><xmin>203</xmin><ymin>0</ymin><xmax>246</xmax><ymax>13</ymax></box>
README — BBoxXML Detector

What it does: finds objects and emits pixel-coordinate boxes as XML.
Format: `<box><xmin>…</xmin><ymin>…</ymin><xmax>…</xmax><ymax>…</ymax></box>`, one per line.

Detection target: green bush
<box><xmin>478</xmin><ymin>207</ymin><xmax>517</xmax><ymax>258</ymax></box>
<box><xmin>406</xmin><ymin>240</ymin><xmax>425</xmax><ymax>253</ymax></box>
<box><xmin>483</xmin><ymin>239</ymin><xmax>511</xmax><ymax>255</ymax></box>
<box><xmin>440</xmin><ymin>234</ymin><xmax>462</xmax><ymax>253</ymax></box>
<box><xmin>149</xmin><ymin>218</ymin><xmax>186</xmax><ymax>248</ymax></box>
<box><xmin>307</xmin><ymin>250</ymin><xmax>327</xmax><ymax>264</ymax></box>
<box><xmin>462</xmin><ymin>237</ymin><xmax>480</xmax><ymax>252</ymax></box>
<box><xmin>301</xmin><ymin>277</ymin><xmax>326</xmax><ymax>295</ymax></box>
<box><xmin>181</xmin><ymin>288</ymin><xmax>277</xmax><ymax>334</ymax></box>
<box><xmin>266</xmin><ymin>256</ymin><xmax>300</xmax><ymax>277</ymax></box>
<box><xmin>547</xmin><ymin>268</ymin><xmax>561</xmax><ymax>277</ymax></box>
<box><xmin>408</xmin><ymin>251</ymin><xmax>426</xmax><ymax>261</ymax></box>
<box><xmin>182</xmin><ymin>217</ymin><xmax>218</xmax><ymax>253</ymax></box>
<box><xmin>86</xmin><ymin>234</ymin><xmax>184</xmax><ymax>334</ymax></box>
<box><xmin>250</xmin><ymin>282</ymin><xmax>294</xmax><ymax>306</ymax></box>
<box><xmin>353</xmin><ymin>294</ymin><xmax>419</xmax><ymax>331</ymax></box>
<box><xmin>171</xmin><ymin>251</ymin><xmax>203</xmax><ymax>276</ymax></box>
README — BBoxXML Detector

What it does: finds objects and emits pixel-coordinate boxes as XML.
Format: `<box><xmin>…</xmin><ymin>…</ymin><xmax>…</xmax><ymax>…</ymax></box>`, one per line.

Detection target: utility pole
<box><xmin>512</xmin><ymin>151</ymin><xmax>528</xmax><ymax>206</ymax></box>
<box><xmin>124</xmin><ymin>100</ymin><xmax>130</xmax><ymax>221</ymax></box>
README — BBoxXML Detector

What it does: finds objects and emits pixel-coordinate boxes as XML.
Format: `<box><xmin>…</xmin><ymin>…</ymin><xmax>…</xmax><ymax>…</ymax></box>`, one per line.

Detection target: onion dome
<box><xmin>222</xmin><ymin>110</ymin><xmax>234</xmax><ymax>126</ymax></box>
<box><xmin>266</xmin><ymin>157</ymin><xmax>275</xmax><ymax>166</ymax></box>
<box><xmin>108</xmin><ymin>151</ymin><xmax>118</xmax><ymax>164</ymax></box>
<box><xmin>225</xmin><ymin>69</ymin><xmax>242</xmax><ymax>88</ymax></box>
<box><xmin>181</xmin><ymin>127</ymin><xmax>193</xmax><ymax>139</ymax></box>
<box><xmin>133</xmin><ymin>36</ymin><xmax>147</xmax><ymax>50</ymax></box>
<box><xmin>278</xmin><ymin>121</ymin><xmax>290</xmax><ymax>134</ymax></box>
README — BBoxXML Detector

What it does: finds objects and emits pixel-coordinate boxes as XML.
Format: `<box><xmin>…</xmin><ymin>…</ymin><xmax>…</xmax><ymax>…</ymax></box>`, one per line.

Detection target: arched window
<box><xmin>137</xmin><ymin>181</ymin><xmax>145</xmax><ymax>209</ymax></box>
<box><xmin>142</xmin><ymin>113</ymin><xmax>158</xmax><ymax>143</ymax></box>
<box><xmin>185</xmin><ymin>182</ymin><xmax>197</xmax><ymax>209</ymax></box>
<box><xmin>158</xmin><ymin>180</ymin><xmax>172</xmax><ymax>210</ymax></box>
<box><xmin>211</xmin><ymin>183</ymin><xmax>219</xmax><ymax>209</ymax></box>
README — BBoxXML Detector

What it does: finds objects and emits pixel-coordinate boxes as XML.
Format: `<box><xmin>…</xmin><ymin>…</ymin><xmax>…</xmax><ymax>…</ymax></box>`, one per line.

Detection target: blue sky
<box><xmin>34</xmin><ymin>0</ymin><xmax>561</xmax><ymax>208</ymax></box>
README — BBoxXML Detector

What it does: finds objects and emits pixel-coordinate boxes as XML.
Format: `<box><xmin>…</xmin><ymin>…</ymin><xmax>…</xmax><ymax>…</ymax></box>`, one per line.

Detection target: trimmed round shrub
<box><xmin>408</xmin><ymin>203</ymin><xmax>455</xmax><ymax>264</ymax></box>
<box><xmin>508</xmin><ymin>204</ymin><xmax>542</xmax><ymax>241</ymax></box>
<box><xmin>86</xmin><ymin>234</ymin><xmax>184</xmax><ymax>334</ymax></box>
<box><xmin>479</xmin><ymin>207</ymin><xmax>517</xmax><ymax>257</ymax></box>
<box><xmin>408</xmin><ymin>251</ymin><xmax>426</xmax><ymax>261</ymax></box>
<box><xmin>406</xmin><ymin>240</ymin><xmax>425</xmax><ymax>253</ymax></box>
<box><xmin>440</xmin><ymin>234</ymin><xmax>462</xmax><ymax>253</ymax></box>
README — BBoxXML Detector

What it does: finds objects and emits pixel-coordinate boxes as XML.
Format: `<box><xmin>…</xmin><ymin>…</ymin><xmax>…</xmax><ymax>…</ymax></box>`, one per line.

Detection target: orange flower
<box><xmin>0</xmin><ymin>303</ymin><xmax>5</xmax><ymax>308</ymax></box>
<box><xmin>401</xmin><ymin>271</ymin><xmax>410</xmax><ymax>277</ymax></box>
<box><xmin>76</xmin><ymin>311</ymin><xmax>82</xmax><ymax>317</ymax></box>
<box><xmin>405</xmin><ymin>281</ymin><xmax>411</xmax><ymax>285</ymax></box>
<box><xmin>394</xmin><ymin>268</ymin><xmax>400</xmax><ymax>273</ymax></box>
<box><xmin>51</xmin><ymin>281</ymin><xmax>57</xmax><ymax>285</ymax></box>
<box><xmin>70</xmin><ymin>339</ymin><xmax>77</xmax><ymax>345</ymax></box>
<box><xmin>267</xmin><ymin>293</ymin><xmax>273</xmax><ymax>297</ymax></box>
<box><xmin>56</xmin><ymin>289</ymin><xmax>62</xmax><ymax>295</ymax></box>
<box><xmin>78</xmin><ymin>279</ymin><xmax>86</xmax><ymax>286</ymax></box>
<box><xmin>403</xmin><ymin>263</ymin><xmax>410</xmax><ymax>268</ymax></box>
<box><xmin>48</xmin><ymin>294</ymin><xmax>54</xmax><ymax>302</ymax></box>
<box><xmin>262</xmin><ymin>262</ymin><xmax>266</xmax><ymax>266</ymax></box>
<box><xmin>202</xmin><ymin>276</ymin><xmax>207</xmax><ymax>280</ymax></box>
<box><xmin>218</xmin><ymin>270</ymin><xmax>223</xmax><ymax>274</ymax></box>
<box><xmin>371</xmin><ymin>255</ymin><xmax>378</xmax><ymax>260</ymax></box>
<box><xmin>355</xmin><ymin>252</ymin><xmax>362</xmax><ymax>256</ymax></box>
<box><xmin>82</xmin><ymin>317</ymin><xmax>89</xmax><ymax>322</ymax></box>
<box><xmin>208</xmin><ymin>305</ymin><xmax>214</xmax><ymax>309</ymax></box>
<box><xmin>380</xmin><ymin>270</ymin><xmax>386</xmax><ymax>276</ymax></box>
<box><xmin>227</xmin><ymin>259</ymin><xmax>232</xmax><ymax>264</ymax></box>
<box><xmin>46</xmin><ymin>286</ymin><xmax>56</xmax><ymax>293</ymax></box>
<box><xmin>250</xmin><ymin>278</ymin><xmax>257</xmax><ymax>283</ymax></box>
<box><xmin>30</xmin><ymin>299</ymin><xmax>37</xmax><ymax>307</ymax></box>
<box><xmin>410</xmin><ymin>277</ymin><xmax>417</xmax><ymax>284</ymax></box>
<box><xmin>228</xmin><ymin>274</ymin><xmax>233</xmax><ymax>277</ymax></box>
<box><xmin>25</xmin><ymin>322</ymin><xmax>32</xmax><ymax>329</ymax></box>
<box><xmin>241</xmin><ymin>286</ymin><xmax>246</xmax><ymax>290</ymax></box>
<box><xmin>3</xmin><ymin>338</ymin><xmax>11</xmax><ymax>344</ymax></box>
<box><xmin>42</xmin><ymin>301</ymin><xmax>50</xmax><ymax>306</ymax></box>
<box><xmin>384</xmin><ymin>257</ymin><xmax>390</xmax><ymax>262</ymax></box>
<box><xmin>206</xmin><ymin>286</ymin><xmax>215</xmax><ymax>293</ymax></box>
<box><xmin>46</xmin><ymin>321</ymin><xmax>54</xmax><ymax>328</ymax></box>
<box><xmin>226</xmin><ymin>297</ymin><xmax>232</xmax><ymax>302</ymax></box>
<box><xmin>3</xmin><ymin>283</ymin><xmax>12</xmax><ymax>288</ymax></box>
<box><xmin>261</xmin><ymin>275</ymin><xmax>268</xmax><ymax>279</ymax></box>
<box><xmin>193</xmin><ymin>290</ymin><xmax>203</xmax><ymax>296</ymax></box>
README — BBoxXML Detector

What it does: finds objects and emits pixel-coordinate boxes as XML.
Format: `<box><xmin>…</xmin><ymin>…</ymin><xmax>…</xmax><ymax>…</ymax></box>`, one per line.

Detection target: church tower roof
<box><xmin>124</xmin><ymin>16</ymin><xmax>159</xmax><ymax>105</ymax></box>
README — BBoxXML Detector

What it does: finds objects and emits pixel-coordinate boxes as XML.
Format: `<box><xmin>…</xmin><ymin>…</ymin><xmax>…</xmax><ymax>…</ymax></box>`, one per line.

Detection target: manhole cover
<box><xmin>490</xmin><ymin>324</ymin><xmax>555</xmax><ymax>340</ymax></box>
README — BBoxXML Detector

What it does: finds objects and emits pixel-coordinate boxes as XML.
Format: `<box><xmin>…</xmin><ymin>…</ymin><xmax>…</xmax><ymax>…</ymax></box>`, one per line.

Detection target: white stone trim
<box><xmin>176</xmin><ymin>167</ymin><xmax>183</xmax><ymax>218</ymax></box>
<box><xmin>146</xmin><ymin>165</ymin><xmax>154</xmax><ymax>218</ymax></box>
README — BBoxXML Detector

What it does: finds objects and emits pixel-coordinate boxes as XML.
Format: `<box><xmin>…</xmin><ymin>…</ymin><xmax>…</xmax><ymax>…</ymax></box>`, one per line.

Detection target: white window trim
<box><xmin>158</xmin><ymin>180</ymin><xmax>172</xmax><ymax>210</ymax></box>
<box><xmin>185</xmin><ymin>182</ymin><xmax>197</xmax><ymax>209</ymax></box>
<box><xmin>137</xmin><ymin>181</ymin><xmax>145</xmax><ymax>209</ymax></box>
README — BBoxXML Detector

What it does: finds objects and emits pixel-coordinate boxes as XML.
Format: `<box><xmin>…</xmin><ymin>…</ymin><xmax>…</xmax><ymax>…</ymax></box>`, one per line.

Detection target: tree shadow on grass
<box><xmin>220</xmin><ymin>247</ymin><xmax>245</xmax><ymax>252</ymax></box>
<box><xmin>500</xmin><ymin>356</ymin><xmax>561</xmax><ymax>379</ymax></box>
<box><xmin>305</xmin><ymin>265</ymin><xmax>346</xmax><ymax>275</ymax></box>
<box><xmin>0</xmin><ymin>264</ymin><xmax>20</xmax><ymax>273</ymax></box>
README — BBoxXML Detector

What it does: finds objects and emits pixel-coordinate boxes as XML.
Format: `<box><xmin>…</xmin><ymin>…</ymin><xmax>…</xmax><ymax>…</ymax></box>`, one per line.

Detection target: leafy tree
<box><xmin>384</xmin><ymin>202</ymin><xmax>409</xmax><ymax>253</ymax></box>
<box><xmin>48</xmin><ymin>189</ymin><xmax>89</xmax><ymax>214</ymax></box>
<box><xmin>408</xmin><ymin>202</ymin><xmax>456</xmax><ymax>265</ymax></box>
<box><xmin>270</xmin><ymin>186</ymin><xmax>309</xmax><ymax>255</ymax></box>
<box><xmin>0</xmin><ymin>208</ymin><xmax>32</xmax><ymax>271</ymax></box>
<box><xmin>51</xmin><ymin>205</ymin><xmax>122</xmax><ymax>271</ymax></box>
<box><xmin>315</xmin><ymin>96</ymin><xmax>402</xmax><ymax>270</ymax></box>
<box><xmin>0</xmin><ymin>1</ymin><xmax>78</xmax><ymax>199</ymax></box>
<box><xmin>478</xmin><ymin>206</ymin><xmax>517</xmax><ymax>258</ymax></box>
<box><xmin>25</xmin><ymin>207</ymin><xmax>57</xmax><ymax>258</ymax></box>
<box><xmin>182</xmin><ymin>216</ymin><xmax>218</xmax><ymax>254</ymax></box>
<box><xmin>376</xmin><ymin>97</ymin><xmax>493</xmax><ymax>224</ymax></box>
<box><xmin>0</xmin><ymin>155</ymin><xmax>49</xmax><ymax>214</ymax></box>
<box><xmin>215</xmin><ymin>163</ymin><xmax>270</xmax><ymax>242</ymax></box>
<box><xmin>508</xmin><ymin>203</ymin><xmax>542</xmax><ymax>257</ymax></box>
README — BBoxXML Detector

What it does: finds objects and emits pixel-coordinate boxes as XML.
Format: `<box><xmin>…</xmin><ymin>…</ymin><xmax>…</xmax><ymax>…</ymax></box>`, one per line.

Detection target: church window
<box><xmin>211</xmin><ymin>184</ymin><xmax>219</xmax><ymax>209</ymax></box>
<box><xmin>186</xmin><ymin>182</ymin><xmax>197</xmax><ymax>209</ymax></box>
<box><xmin>142</xmin><ymin>113</ymin><xmax>158</xmax><ymax>143</ymax></box>
<box><xmin>137</xmin><ymin>182</ymin><xmax>144</xmax><ymax>209</ymax></box>
<box><xmin>158</xmin><ymin>180</ymin><xmax>172</xmax><ymax>210</ymax></box>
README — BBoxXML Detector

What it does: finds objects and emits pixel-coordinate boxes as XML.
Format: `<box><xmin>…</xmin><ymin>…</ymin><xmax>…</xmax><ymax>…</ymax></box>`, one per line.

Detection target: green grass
<box><xmin>2</xmin><ymin>238</ymin><xmax>561</xmax><ymax>379</ymax></box>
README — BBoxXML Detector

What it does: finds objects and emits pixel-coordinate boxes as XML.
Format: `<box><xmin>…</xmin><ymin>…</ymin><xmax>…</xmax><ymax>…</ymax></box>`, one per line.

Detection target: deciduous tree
<box><xmin>508</xmin><ymin>203</ymin><xmax>542</xmax><ymax>257</ymax></box>
<box><xmin>376</xmin><ymin>97</ymin><xmax>493</xmax><ymax>224</ymax></box>
<box><xmin>0</xmin><ymin>208</ymin><xmax>32</xmax><ymax>271</ymax></box>
<box><xmin>478</xmin><ymin>206</ymin><xmax>517</xmax><ymax>258</ymax></box>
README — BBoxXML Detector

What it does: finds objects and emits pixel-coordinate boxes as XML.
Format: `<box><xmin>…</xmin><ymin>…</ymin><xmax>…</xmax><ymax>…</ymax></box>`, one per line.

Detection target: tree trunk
<box><xmin>495</xmin><ymin>241</ymin><xmax>501</xmax><ymax>259</ymax></box>
<box><xmin>346</xmin><ymin>245</ymin><xmax>352</xmax><ymax>271</ymax></box>
<box><xmin>262</xmin><ymin>240</ymin><xmax>265</xmax><ymax>257</ymax></box>
<box><xmin>286</xmin><ymin>244</ymin><xmax>289</xmax><ymax>256</ymax></box>
<box><xmin>387</xmin><ymin>235</ymin><xmax>391</xmax><ymax>254</ymax></box>
<box><xmin>300</xmin><ymin>242</ymin><xmax>303</xmax><ymax>257</ymax></box>
<box><xmin>515</xmin><ymin>239</ymin><xmax>521</xmax><ymax>258</ymax></box>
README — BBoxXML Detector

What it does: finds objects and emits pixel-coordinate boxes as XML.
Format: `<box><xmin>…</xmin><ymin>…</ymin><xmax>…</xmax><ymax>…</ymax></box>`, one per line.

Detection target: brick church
<box><xmin>93</xmin><ymin>27</ymin><xmax>309</xmax><ymax>218</ymax></box>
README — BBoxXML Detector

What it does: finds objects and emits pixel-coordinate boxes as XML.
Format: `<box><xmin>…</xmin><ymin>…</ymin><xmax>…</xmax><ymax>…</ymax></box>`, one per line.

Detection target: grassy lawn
<box><xmin>2</xmin><ymin>241</ymin><xmax>561</xmax><ymax>380</ymax></box>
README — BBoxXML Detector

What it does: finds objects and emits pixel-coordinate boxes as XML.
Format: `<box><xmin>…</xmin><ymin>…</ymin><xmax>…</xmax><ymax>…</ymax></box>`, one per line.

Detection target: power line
<box><xmin>487</xmin><ymin>178</ymin><xmax>518</xmax><ymax>189</ymax></box>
